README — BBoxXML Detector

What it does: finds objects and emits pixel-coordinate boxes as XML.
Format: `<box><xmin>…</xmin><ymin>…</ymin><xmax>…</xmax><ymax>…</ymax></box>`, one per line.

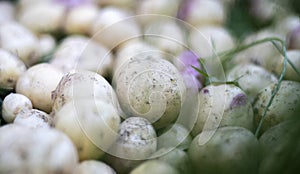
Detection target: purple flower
<box><xmin>53</xmin><ymin>0</ymin><xmax>92</xmax><ymax>9</ymax></box>
<box><xmin>177</xmin><ymin>51</ymin><xmax>204</xmax><ymax>90</ymax></box>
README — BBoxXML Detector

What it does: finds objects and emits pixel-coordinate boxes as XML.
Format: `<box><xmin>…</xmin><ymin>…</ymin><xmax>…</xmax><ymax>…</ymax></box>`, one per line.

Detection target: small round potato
<box><xmin>191</xmin><ymin>84</ymin><xmax>254</xmax><ymax>136</ymax></box>
<box><xmin>227</xmin><ymin>64</ymin><xmax>278</xmax><ymax>102</ymax></box>
<box><xmin>14</xmin><ymin>109</ymin><xmax>53</xmax><ymax>129</ymax></box>
<box><xmin>0</xmin><ymin>49</ymin><xmax>27</xmax><ymax>89</ymax></box>
<box><xmin>105</xmin><ymin>117</ymin><xmax>157</xmax><ymax>174</ymax></box>
<box><xmin>54</xmin><ymin>99</ymin><xmax>121</xmax><ymax>160</ymax></box>
<box><xmin>16</xmin><ymin>63</ymin><xmax>63</xmax><ymax>113</ymax></box>
<box><xmin>188</xmin><ymin>126</ymin><xmax>260</xmax><ymax>174</ymax></box>
<box><xmin>2</xmin><ymin>93</ymin><xmax>32</xmax><ymax>123</ymax></box>
<box><xmin>74</xmin><ymin>160</ymin><xmax>116</xmax><ymax>174</ymax></box>
<box><xmin>113</xmin><ymin>55</ymin><xmax>186</xmax><ymax>129</ymax></box>
<box><xmin>0</xmin><ymin>124</ymin><xmax>78</xmax><ymax>174</ymax></box>
<box><xmin>253</xmin><ymin>80</ymin><xmax>300</xmax><ymax>134</ymax></box>
<box><xmin>275</xmin><ymin>50</ymin><xmax>300</xmax><ymax>82</ymax></box>
<box><xmin>130</xmin><ymin>160</ymin><xmax>179</xmax><ymax>174</ymax></box>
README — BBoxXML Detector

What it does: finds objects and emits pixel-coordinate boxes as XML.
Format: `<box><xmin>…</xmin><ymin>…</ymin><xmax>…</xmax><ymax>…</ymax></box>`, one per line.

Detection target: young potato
<box><xmin>188</xmin><ymin>126</ymin><xmax>260</xmax><ymax>174</ymax></box>
<box><xmin>253</xmin><ymin>80</ymin><xmax>300</xmax><ymax>134</ymax></box>
<box><xmin>16</xmin><ymin>63</ymin><xmax>63</xmax><ymax>113</ymax></box>
<box><xmin>74</xmin><ymin>160</ymin><xmax>116</xmax><ymax>174</ymax></box>
<box><xmin>104</xmin><ymin>117</ymin><xmax>157</xmax><ymax>174</ymax></box>
<box><xmin>90</xmin><ymin>7</ymin><xmax>141</xmax><ymax>50</ymax></box>
<box><xmin>130</xmin><ymin>160</ymin><xmax>179</xmax><ymax>174</ymax></box>
<box><xmin>258</xmin><ymin>120</ymin><xmax>300</xmax><ymax>174</ymax></box>
<box><xmin>0</xmin><ymin>22</ymin><xmax>39</xmax><ymax>66</ymax></box>
<box><xmin>157</xmin><ymin>123</ymin><xmax>192</xmax><ymax>150</ymax></box>
<box><xmin>50</xmin><ymin>35</ymin><xmax>113</xmax><ymax>76</ymax></box>
<box><xmin>36</xmin><ymin>34</ymin><xmax>56</xmax><ymax>58</ymax></box>
<box><xmin>274</xmin><ymin>15</ymin><xmax>300</xmax><ymax>36</ymax></box>
<box><xmin>0</xmin><ymin>124</ymin><xmax>78</xmax><ymax>174</ymax></box>
<box><xmin>0</xmin><ymin>1</ymin><xmax>15</xmax><ymax>24</ymax></box>
<box><xmin>227</xmin><ymin>64</ymin><xmax>278</xmax><ymax>102</ymax></box>
<box><xmin>14</xmin><ymin>109</ymin><xmax>53</xmax><ymax>129</ymax></box>
<box><xmin>150</xmin><ymin>148</ymin><xmax>191</xmax><ymax>174</ymax></box>
<box><xmin>191</xmin><ymin>84</ymin><xmax>254</xmax><ymax>137</ymax></box>
<box><xmin>18</xmin><ymin>1</ymin><xmax>66</xmax><ymax>33</ymax></box>
<box><xmin>64</xmin><ymin>4</ymin><xmax>98</xmax><ymax>35</ymax></box>
<box><xmin>51</xmin><ymin>70</ymin><xmax>121</xmax><ymax>115</ymax></box>
<box><xmin>2</xmin><ymin>93</ymin><xmax>32</xmax><ymax>123</ymax></box>
<box><xmin>54</xmin><ymin>99</ymin><xmax>121</xmax><ymax>160</ymax></box>
<box><xmin>135</xmin><ymin>0</ymin><xmax>181</xmax><ymax>26</ymax></box>
<box><xmin>178</xmin><ymin>0</ymin><xmax>225</xmax><ymax>27</ymax></box>
<box><xmin>0</xmin><ymin>49</ymin><xmax>27</xmax><ymax>89</ymax></box>
<box><xmin>274</xmin><ymin>50</ymin><xmax>300</xmax><ymax>82</ymax></box>
<box><xmin>113</xmin><ymin>55</ymin><xmax>186</xmax><ymax>129</ymax></box>
<box><xmin>287</xmin><ymin>25</ymin><xmax>300</xmax><ymax>49</ymax></box>
<box><xmin>144</xmin><ymin>20</ymin><xmax>186</xmax><ymax>60</ymax></box>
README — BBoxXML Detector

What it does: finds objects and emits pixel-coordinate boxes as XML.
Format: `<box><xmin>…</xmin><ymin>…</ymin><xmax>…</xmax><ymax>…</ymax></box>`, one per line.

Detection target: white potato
<box><xmin>64</xmin><ymin>4</ymin><xmax>98</xmax><ymax>35</ymax></box>
<box><xmin>275</xmin><ymin>50</ymin><xmax>300</xmax><ymax>82</ymax></box>
<box><xmin>188</xmin><ymin>126</ymin><xmax>260</xmax><ymax>174</ymax></box>
<box><xmin>0</xmin><ymin>49</ymin><xmax>27</xmax><ymax>89</ymax></box>
<box><xmin>74</xmin><ymin>160</ymin><xmax>116</xmax><ymax>174</ymax></box>
<box><xmin>36</xmin><ymin>34</ymin><xmax>56</xmax><ymax>58</ymax></box>
<box><xmin>54</xmin><ymin>99</ymin><xmax>121</xmax><ymax>160</ymax></box>
<box><xmin>2</xmin><ymin>93</ymin><xmax>32</xmax><ymax>123</ymax></box>
<box><xmin>104</xmin><ymin>117</ymin><xmax>157</xmax><ymax>174</ymax></box>
<box><xmin>227</xmin><ymin>64</ymin><xmax>278</xmax><ymax>102</ymax></box>
<box><xmin>16</xmin><ymin>63</ymin><xmax>63</xmax><ymax>113</ymax></box>
<box><xmin>51</xmin><ymin>70</ymin><xmax>121</xmax><ymax>115</ymax></box>
<box><xmin>0</xmin><ymin>1</ymin><xmax>15</xmax><ymax>24</ymax></box>
<box><xmin>130</xmin><ymin>160</ymin><xmax>179</xmax><ymax>174</ymax></box>
<box><xmin>113</xmin><ymin>55</ymin><xmax>186</xmax><ymax>129</ymax></box>
<box><xmin>253</xmin><ymin>80</ymin><xmax>300</xmax><ymax>134</ymax></box>
<box><xmin>191</xmin><ymin>84</ymin><xmax>254</xmax><ymax>137</ymax></box>
<box><xmin>0</xmin><ymin>124</ymin><xmax>78</xmax><ymax>174</ymax></box>
<box><xmin>50</xmin><ymin>35</ymin><xmax>113</xmax><ymax>76</ymax></box>
<box><xmin>91</xmin><ymin>7</ymin><xmax>141</xmax><ymax>50</ymax></box>
<box><xmin>14</xmin><ymin>109</ymin><xmax>53</xmax><ymax>129</ymax></box>
<box><xmin>0</xmin><ymin>22</ymin><xmax>39</xmax><ymax>66</ymax></box>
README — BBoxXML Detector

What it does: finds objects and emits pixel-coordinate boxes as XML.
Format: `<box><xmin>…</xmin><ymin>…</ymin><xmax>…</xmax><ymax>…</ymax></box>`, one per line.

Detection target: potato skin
<box><xmin>253</xmin><ymin>80</ymin><xmax>300</xmax><ymax>134</ymax></box>
<box><xmin>188</xmin><ymin>126</ymin><xmax>260</xmax><ymax>174</ymax></box>
<box><xmin>74</xmin><ymin>160</ymin><xmax>116</xmax><ymax>174</ymax></box>
<box><xmin>113</xmin><ymin>56</ymin><xmax>186</xmax><ymax>129</ymax></box>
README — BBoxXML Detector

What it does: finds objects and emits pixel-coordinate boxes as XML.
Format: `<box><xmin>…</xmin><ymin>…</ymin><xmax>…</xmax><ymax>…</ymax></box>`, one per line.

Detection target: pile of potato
<box><xmin>0</xmin><ymin>0</ymin><xmax>300</xmax><ymax>173</ymax></box>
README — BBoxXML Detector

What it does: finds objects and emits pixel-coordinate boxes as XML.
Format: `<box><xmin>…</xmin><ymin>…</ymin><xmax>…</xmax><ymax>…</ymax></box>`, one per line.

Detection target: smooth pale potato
<box><xmin>74</xmin><ymin>160</ymin><xmax>116</xmax><ymax>174</ymax></box>
<box><xmin>54</xmin><ymin>99</ymin><xmax>120</xmax><ymax>160</ymax></box>
<box><xmin>253</xmin><ymin>80</ymin><xmax>300</xmax><ymax>134</ymax></box>
<box><xmin>188</xmin><ymin>126</ymin><xmax>260</xmax><ymax>174</ymax></box>
<box><xmin>14</xmin><ymin>109</ymin><xmax>53</xmax><ymax>129</ymax></box>
<box><xmin>113</xmin><ymin>55</ymin><xmax>186</xmax><ymax>129</ymax></box>
<box><xmin>130</xmin><ymin>160</ymin><xmax>179</xmax><ymax>174</ymax></box>
<box><xmin>2</xmin><ymin>93</ymin><xmax>32</xmax><ymax>123</ymax></box>
<box><xmin>0</xmin><ymin>124</ymin><xmax>78</xmax><ymax>174</ymax></box>
<box><xmin>16</xmin><ymin>63</ymin><xmax>63</xmax><ymax>113</ymax></box>
<box><xmin>191</xmin><ymin>84</ymin><xmax>254</xmax><ymax>136</ymax></box>
<box><xmin>275</xmin><ymin>50</ymin><xmax>300</xmax><ymax>82</ymax></box>
<box><xmin>0</xmin><ymin>49</ymin><xmax>26</xmax><ymax>89</ymax></box>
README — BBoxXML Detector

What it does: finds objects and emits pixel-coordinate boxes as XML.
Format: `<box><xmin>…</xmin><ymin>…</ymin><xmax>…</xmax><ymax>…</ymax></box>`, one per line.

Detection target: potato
<box><xmin>0</xmin><ymin>1</ymin><xmax>15</xmax><ymax>25</ymax></box>
<box><xmin>227</xmin><ymin>64</ymin><xmax>278</xmax><ymax>102</ymax></box>
<box><xmin>113</xmin><ymin>55</ymin><xmax>186</xmax><ymax>129</ymax></box>
<box><xmin>104</xmin><ymin>117</ymin><xmax>157</xmax><ymax>174</ymax></box>
<box><xmin>253</xmin><ymin>80</ymin><xmax>300</xmax><ymax>134</ymax></box>
<box><xmin>18</xmin><ymin>1</ymin><xmax>65</xmax><ymax>33</ymax></box>
<box><xmin>258</xmin><ymin>120</ymin><xmax>300</xmax><ymax>174</ymax></box>
<box><xmin>150</xmin><ymin>148</ymin><xmax>191</xmax><ymax>174</ymax></box>
<box><xmin>287</xmin><ymin>25</ymin><xmax>300</xmax><ymax>49</ymax></box>
<box><xmin>90</xmin><ymin>7</ymin><xmax>141</xmax><ymax>50</ymax></box>
<box><xmin>191</xmin><ymin>84</ymin><xmax>254</xmax><ymax>136</ymax></box>
<box><xmin>14</xmin><ymin>109</ymin><xmax>53</xmax><ymax>129</ymax></box>
<box><xmin>2</xmin><ymin>93</ymin><xmax>32</xmax><ymax>123</ymax></box>
<box><xmin>188</xmin><ymin>126</ymin><xmax>260</xmax><ymax>174</ymax></box>
<box><xmin>16</xmin><ymin>63</ymin><xmax>63</xmax><ymax>113</ymax></box>
<box><xmin>50</xmin><ymin>35</ymin><xmax>113</xmax><ymax>76</ymax></box>
<box><xmin>130</xmin><ymin>160</ymin><xmax>179</xmax><ymax>174</ymax></box>
<box><xmin>275</xmin><ymin>50</ymin><xmax>300</xmax><ymax>82</ymax></box>
<box><xmin>36</xmin><ymin>34</ymin><xmax>56</xmax><ymax>58</ymax></box>
<box><xmin>74</xmin><ymin>160</ymin><xmax>116</xmax><ymax>174</ymax></box>
<box><xmin>0</xmin><ymin>22</ymin><xmax>39</xmax><ymax>66</ymax></box>
<box><xmin>54</xmin><ymin>99</ymin><xmax>121</xmax><ymax>160</ymax></box>
<box><xmin>0</xmin><ymin>124</ymin><xmax>78</xmax><ymax>174</ymax></box>
<box><xmin>51</xmin><ymin>70</ymin><xmax>121</xmax><ymax>115</ymax></box>
<box><xmin>157</xmin><ymin>123</ymin><xmax>192</xmax><ymax>150</ymax></box>
<box><xmin>178</xmin><ymin>0</ymin><xmax>225</xmax><ymax>27</ymax></box>
<box><xmin>0</xmin><ymin>49</ymin><xmax>27</xmax><ymax>89</ymax></box>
